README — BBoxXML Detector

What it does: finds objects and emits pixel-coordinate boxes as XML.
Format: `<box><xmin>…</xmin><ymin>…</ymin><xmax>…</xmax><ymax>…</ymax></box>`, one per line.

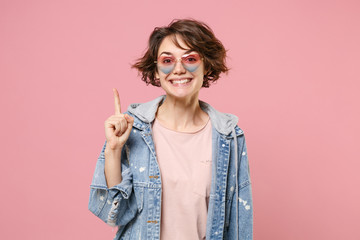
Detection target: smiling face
<box><xmin>155</xmin><ymin>34</ymin><xmax>205</xmax><ymax>101</ymax></box>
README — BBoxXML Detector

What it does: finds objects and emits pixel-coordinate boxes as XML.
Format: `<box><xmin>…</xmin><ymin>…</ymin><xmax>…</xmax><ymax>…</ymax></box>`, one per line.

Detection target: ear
<box><xmin>154</xmin><ymin>70</ymin><xmax>161</xmax><ymax>86</ymax></box>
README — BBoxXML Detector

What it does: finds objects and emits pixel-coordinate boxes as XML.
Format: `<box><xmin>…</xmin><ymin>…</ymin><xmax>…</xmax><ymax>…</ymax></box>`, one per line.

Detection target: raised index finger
<box><xmin>113</xmin><ymin>88</ymin><xmax>121</xmax><ymax>115</ymax></box>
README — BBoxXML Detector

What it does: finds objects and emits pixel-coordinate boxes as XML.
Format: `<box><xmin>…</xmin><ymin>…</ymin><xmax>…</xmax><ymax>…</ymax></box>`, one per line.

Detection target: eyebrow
<box><xmin>158</xmin><ymin>49</ymin><xmax>196</xmax><ymax>57</ymax></box>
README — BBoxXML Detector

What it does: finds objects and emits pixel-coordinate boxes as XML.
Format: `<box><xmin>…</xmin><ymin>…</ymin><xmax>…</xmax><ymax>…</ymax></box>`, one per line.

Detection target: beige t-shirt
<box><xmin>152</xmin><ymin>117</ymin><xmax>212</xmax><ymax>240</ymax></box>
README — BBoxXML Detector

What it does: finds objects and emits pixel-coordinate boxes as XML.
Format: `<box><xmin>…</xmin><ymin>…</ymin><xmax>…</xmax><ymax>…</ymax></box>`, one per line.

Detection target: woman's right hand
<box><xmin>104</xmin><ymin>88</ymin><xmax>134</xmax><ymax>150</ymax></box>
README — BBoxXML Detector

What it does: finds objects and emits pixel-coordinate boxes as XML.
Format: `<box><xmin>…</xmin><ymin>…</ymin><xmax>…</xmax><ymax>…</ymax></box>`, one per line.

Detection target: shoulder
<box><xmin>199</xmin><ymin>100</ymin><xmax>245</xmax><ymax>137</ymax></box>
<box><xmin>125</xmin><ymin>95</ymin><xmax>165</xmax><ymax>125</ymax></box>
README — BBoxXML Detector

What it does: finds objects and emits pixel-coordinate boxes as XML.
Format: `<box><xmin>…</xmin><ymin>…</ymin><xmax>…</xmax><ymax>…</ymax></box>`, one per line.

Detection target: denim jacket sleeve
<box><xmin>229</xmin><ymin>135</ymin><xmax>253</xmax><ymax>239</ymax></box>
<box><xmin>88</xmin><ymin>141</ymin><xmax>138</xmax><ymax>227</ymax></box>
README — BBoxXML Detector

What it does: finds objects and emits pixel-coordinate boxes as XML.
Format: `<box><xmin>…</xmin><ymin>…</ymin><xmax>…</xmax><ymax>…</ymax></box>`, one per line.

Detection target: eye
<box><xmin>160</xmin><ymin>57</ymin><xmax>174</xmax><ymax>65</ymax></box>
<box><xmin>183</xmin><ymin>54</ymin><xmax>200</xmax><ymax>64</ymax></box>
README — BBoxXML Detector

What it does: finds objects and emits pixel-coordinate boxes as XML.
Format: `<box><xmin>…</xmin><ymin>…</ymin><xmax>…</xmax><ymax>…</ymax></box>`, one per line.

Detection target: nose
<box><xmin>172</xmin><ymin>58</ymin><xmax>186</xmax><ymax>75</ymax></box>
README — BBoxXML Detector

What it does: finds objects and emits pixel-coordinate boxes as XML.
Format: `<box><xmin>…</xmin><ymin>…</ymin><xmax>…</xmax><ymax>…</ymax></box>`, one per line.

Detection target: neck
<box><xmin>155</xmin><ymin>94</ymin><xmax>209</xmax><ymax>132</ymax></box>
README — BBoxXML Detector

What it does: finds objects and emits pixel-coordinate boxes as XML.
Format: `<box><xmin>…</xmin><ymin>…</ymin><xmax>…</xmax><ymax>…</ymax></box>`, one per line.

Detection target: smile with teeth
<box><xmin>170</xmin><ymin>78</ymin><xmax>192</xmax><ymax>84</ymax></box>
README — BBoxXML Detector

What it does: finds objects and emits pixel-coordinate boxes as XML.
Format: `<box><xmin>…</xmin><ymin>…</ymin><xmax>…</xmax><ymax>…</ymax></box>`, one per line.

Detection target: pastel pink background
<box><xmin>1</xmin><ymin>0</ymin><xmax>359</xmax><ymax>239</ymax></box>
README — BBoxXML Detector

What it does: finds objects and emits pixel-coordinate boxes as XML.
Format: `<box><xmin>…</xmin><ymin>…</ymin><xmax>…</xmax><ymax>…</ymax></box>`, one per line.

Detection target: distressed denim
<box><xmin>88</xmin><ymin>96</ymin><xmax>253</xmax><ymax>239</ymax></box>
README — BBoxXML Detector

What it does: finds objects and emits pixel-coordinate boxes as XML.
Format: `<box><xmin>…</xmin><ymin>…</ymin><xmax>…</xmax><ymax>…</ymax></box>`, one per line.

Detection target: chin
<box><xmin>165</xmin><ymin>90</ymin><xmax>200</xmax><ymax>100</ymax></box>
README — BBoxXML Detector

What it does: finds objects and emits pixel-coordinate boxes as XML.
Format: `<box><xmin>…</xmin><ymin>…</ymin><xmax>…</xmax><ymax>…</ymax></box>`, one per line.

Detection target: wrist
<box><xmin>105</xmin><ymin>144</ymin><xmax>122</xmax><ymax>154</ymax></box>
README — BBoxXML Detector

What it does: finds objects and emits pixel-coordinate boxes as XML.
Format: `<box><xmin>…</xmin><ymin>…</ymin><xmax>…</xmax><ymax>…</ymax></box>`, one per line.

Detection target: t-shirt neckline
<box><xmin>154</xmin><ymin>117</ymin><xmax>211</xmax><ymax>134</ymax></box>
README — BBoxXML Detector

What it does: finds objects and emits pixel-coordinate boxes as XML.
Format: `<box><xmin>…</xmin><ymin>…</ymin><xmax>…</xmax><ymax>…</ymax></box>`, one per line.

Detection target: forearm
<box><xmin>104</xmin><ymin>145</ymin><xmax>123</xmax><ymax>188</ymax></box>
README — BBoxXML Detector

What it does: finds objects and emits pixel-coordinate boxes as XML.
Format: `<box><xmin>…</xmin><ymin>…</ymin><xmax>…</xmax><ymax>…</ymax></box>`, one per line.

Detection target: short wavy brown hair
<box><xmin>131</xmin><ymin>18</ymin><xmax>229</xmax><ymax>88</ymax></box>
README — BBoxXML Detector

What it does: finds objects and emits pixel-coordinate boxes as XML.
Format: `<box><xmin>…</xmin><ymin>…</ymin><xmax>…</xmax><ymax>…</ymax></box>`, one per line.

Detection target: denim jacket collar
<box><xmin>127</xmin><ymin>95</ymin><xmax>243</xmax><ymax>137</ymax></box>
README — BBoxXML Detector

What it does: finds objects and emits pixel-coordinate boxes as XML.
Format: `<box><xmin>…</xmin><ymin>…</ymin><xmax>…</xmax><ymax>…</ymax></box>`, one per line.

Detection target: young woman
<box><xmin>89</xmin><ymin>19</ymin><xmax>253</xmax><ymax>240</ymax></box>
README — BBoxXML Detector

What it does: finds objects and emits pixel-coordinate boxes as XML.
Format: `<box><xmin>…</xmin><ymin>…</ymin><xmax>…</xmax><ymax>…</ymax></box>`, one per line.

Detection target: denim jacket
<box><xmin>88</xmin><ymin>95</ymin><xmax>253</xmax><ymax>239</ymax></box>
